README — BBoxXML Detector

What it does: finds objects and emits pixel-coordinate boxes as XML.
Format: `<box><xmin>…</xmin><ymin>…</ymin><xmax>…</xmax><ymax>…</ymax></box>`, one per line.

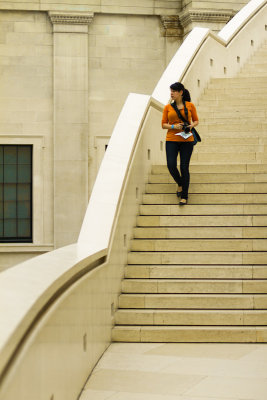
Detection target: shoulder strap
<box><xmin>170</xmin><ymin>102</ymin><xmax>189</xmax><ymax>123</ymax></box>
<box><xmin>184</xmin><ymin>101</ymin><xmax>189</xmax><ymax>121</ymax></box>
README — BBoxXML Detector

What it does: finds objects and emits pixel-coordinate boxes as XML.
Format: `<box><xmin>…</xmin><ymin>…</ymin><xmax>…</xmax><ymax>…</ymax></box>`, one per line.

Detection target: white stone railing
<box><xmin>0</xmin><ymin>0</ymin><xmax>266</xmax><ymax>398</ymax></box>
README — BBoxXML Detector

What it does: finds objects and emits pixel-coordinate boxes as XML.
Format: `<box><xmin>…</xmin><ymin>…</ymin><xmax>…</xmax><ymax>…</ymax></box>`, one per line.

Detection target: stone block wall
<box><xmin>0</xmin><ymin>11</ymin><xmax>52</xmax><ymax>158</ymax></box>
<box><xmin>0</xmin><ymin>11</ymin><xmax>54</xmax><ymax>270</ymax></box>
<box><xmin>87</xmin><ymin>14</ymin><xmax>167</xmax><ymax>189</ymax></box>
<box><xmin>0</xmin><ymin>0</ymin><xmax>181</xmax><ymax>14</ymax></box>
<box><xmin>182</xmin><ymin>0</ymin><xmax>248</xmax><ymax>9</ymax></box>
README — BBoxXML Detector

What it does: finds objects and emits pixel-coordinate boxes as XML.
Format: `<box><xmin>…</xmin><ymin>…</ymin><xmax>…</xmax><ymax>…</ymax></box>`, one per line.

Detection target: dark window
<box><xmin>0</xmin><ymin>145</ymin><xmax>32</xmax><ymax>242</ymax></box>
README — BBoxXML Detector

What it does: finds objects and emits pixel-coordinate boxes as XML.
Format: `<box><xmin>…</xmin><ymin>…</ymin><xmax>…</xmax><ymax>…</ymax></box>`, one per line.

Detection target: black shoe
<box><xmin>179</xmin><ymin>198</ymin><xmax>187</xmax><ymax>205</ymax></box>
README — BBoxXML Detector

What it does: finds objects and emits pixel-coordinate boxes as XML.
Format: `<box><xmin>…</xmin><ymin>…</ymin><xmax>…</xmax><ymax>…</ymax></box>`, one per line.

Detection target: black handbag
<box><xmin>170</xmin><ymin>102</ymin><xmax>201</xmax><ymax>145</ymax></box>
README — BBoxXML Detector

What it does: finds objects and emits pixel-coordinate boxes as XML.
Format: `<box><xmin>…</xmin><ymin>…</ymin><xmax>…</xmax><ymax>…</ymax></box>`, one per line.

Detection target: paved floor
<box><xmin>79</xmin><ymin>343</ymin><xmax>267</xmax><ymax>400</ymax></box>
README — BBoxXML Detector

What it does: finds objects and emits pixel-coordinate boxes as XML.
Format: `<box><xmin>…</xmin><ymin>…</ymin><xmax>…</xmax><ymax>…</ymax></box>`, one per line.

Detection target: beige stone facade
<box><xmin>0</xmin><ymin>0</ymin><xmax>249</xmax><ymax>270</ymax></box>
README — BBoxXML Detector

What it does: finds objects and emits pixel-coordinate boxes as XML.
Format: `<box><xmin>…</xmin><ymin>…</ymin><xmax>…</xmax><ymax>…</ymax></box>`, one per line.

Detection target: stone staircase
<box><xmin>112</xmin><ymin>41</ymin><xmax>267</xmax><ymax>343</ymax></box>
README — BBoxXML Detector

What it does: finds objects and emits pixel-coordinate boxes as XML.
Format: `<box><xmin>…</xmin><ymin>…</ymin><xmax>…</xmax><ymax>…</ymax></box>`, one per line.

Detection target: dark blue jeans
<box><xmin>166</xmin><ymin>141</ymin><xmax>194</xmax><ymax>200</ymax></box>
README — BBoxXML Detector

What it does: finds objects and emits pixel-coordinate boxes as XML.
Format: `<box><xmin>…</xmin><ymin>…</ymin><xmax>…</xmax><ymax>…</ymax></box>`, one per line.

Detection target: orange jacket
<box><xmin>162</xmin><ymin>101</ymin><xmax>199</xmax><ymax>142</ymax></box>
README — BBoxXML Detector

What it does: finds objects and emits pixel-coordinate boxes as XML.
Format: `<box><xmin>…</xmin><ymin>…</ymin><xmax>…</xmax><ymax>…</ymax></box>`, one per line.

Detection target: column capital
<box><xmin>179</xmin><ymin>9</ymin><xmax>234</xmax><ymax>29</ymax></box>
<box><xmin>48</xmin><ymin>11</ymin><xmax>94</xmax><ymax>32</ymax></box>
<box><xmin>49</xmin><ymin>11</ymin><xmax>94</xmax><ymax>25</ymax></box>
<box><xmin>160</xmin><ymin>15</ymin><xmax>183</xmax><ymax>37</ymax></box>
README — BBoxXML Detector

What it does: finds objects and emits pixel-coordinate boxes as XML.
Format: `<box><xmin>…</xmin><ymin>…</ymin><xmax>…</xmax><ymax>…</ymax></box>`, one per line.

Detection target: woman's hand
<box><xmin>162</xmin><ymin>123</ymin><xmax>184</xmax><ymax>130</ymax></box>
<box><xmin>189</xmin><ymin>121</ymin><xmax>199</xmax><ymax>129</ymax></box>
<box><xmin>174</xmin><ymin>123</ymin><xmax>184</xmax><ymax>130</ymax></box>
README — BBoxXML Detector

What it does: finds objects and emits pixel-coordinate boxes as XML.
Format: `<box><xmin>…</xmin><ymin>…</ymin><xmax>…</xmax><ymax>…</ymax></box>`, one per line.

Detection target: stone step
<box><xmin>151</xmin><ymin>164</ymin><xmax>267</xmax><ymax>174</ymax></box>
<box><xmin>137</xmin><ymin>215</ymin><xmax>265</xmax><ymax>227</ymax></box>
<box><xmin>197</xmin><ymin>128</ymin><xmax>267</xmax><ymax>136</ymax></box>
<box><xmin>242</xmin><ymin>62</ymin><xmax>267</xmax><ymax>68</ymax></box>
<box><xmin>196</xmin><ymin>123</ymin><xmax>267</xmax><ymax>134</ymax></box>
<box><xmin>133</xmin><ymin>227</ymin><xmax>267</xmax><ymax>239</ymax></box>
<box><xmin>245</xmin><ymin>54</ymin><xmax>267</xmax><ymax>60</ymax></box>
<box><xmin>198</xmin><ymin>98</ymin><xmax>267</xmax><ymax>106</ymax></box>
<box><xmin>193</xmin><ymin>154</ymin><xmax>267</xmax><ymax>165</ymax></box>
<box><xmin>207</xmin><ymin>82</ymin><xmax>267</xmax><ymax>90</ymax></box>
<box><xmin>199</xmin><ymin>97</ymin><xmax>267</xmax><ymax>105</ymax></box>
<box><xmin>145</xmin><ymin>182</ymin><xmax>267</xmax><ymax>194</ymax></box>
<box><xmin>198</xmin><ymin>101</ymin><xmax>267</xmax><ymax>109</ymax></box>
<box><xmin>204</xmin><ymin>86</ymin><xmax>267</xmax><ymax>93</ymax></box>
<box><xmin>246</xmin><ymin>58</ymin><xmax>267</xmax><ymax>65</ymax></box>
<box><xmin>197</xmin><ymin>104</ymin><xmax>267</xmax><ymax>113</ymax></box>
<box><xmin>128</xmin><ymin>251</ymin><xmax>267</xmax><ymax>265</ymax></box>
<box><xmin>197</xmin><ymin>106</ymin><xmax>267</xmax><ymax>114</ymax></box>
<box><xmin>124</xmin><ymin>265</ymin><xmax>267</xmax><ymax>279</ymax></box>
<box><xmin>199</xmin><ymin>110</ymin><xmax>265</xmax><ymax>118</ymax></box>
<box><xmin>198</xmin><ymin>133</ymin><xmax>267</xmax><ymax>141</ymax></box>
<box><xmin>239</xmin><ymin>72</ymin><xmax>267</xmax><ymax>78</ymax></box>
<box><xmin>148</xmin><ymin>173</ymin><xmax>267</xmax><ymax>183</ymax></box>
<box><xmin>199</xmin><ymin>117</ymin><xmax>265</xmax><ymax>125</ymax></box>
<box><xmin>200</xmin><ymin>121</ymin><xmax>267</xmax><ymax>128</ymax></box>
<box><xmin>193</xmin><ymin>153</ymin><xmax>261</xmax><ymax>164</ymax></box>
<box><xmin>118</xmin><ymin>293</ymin><xmax>267</xmax><ymax>309</ymax></box>
<box><xmin>198</xmin><ymin>105</ymin><xmax>267</xmax><ymax>114</ymax></box>
<box><xmin>142</xmin><ymin>193</ymin><xmax>267</xmax><ymax>204</ymax></box>
<box><xmin>255</xmin><ymin>47</ymin><xmax>267</xmax><ymax>52</ymax></box>
<box><xmin>194</xmin><ymin>142</ymin><xmax>264</xmax><ymax>152</ymax></box>
<box><xmin>201</xmin><ymin>155</ymin><xmax>267</xmax><ymax>164</ymax></box>
<box><xmin>203</xmin><ymin>93</ymin><xmax>267</xmax><ymax>102</ymax></box>
<box><xmin>198</xmin><ymin>137</ymin><xmax>267</xmax><ymax>145</ymax></box>
<box><xmin>130</xmin><ymin>239</ymin><xmax>267</xmax><ymax>252</ymax></box>
<box><xmin>241</xmin><ymin>63</ymin><xmax>267</xmax><ymax>69</ymax></box>
<box><xmin>242</xmin><ymin>65</ymin><xmax>267</xmax><ymax>72</ymax></box>
<box><xmin>247</xmin><ymin>48</ymin><xmax>267</xmax><ymax>55</ymax></box>
<box><xmin>115</xmin><ymin>309</ymin><xmax>267</xmax><ymax>326</ymax></box>
<box><xmin>112</xmin><ymin>326</ymin><xmax>267</xmax><ymax>342</ymax></box>
<box><xmin>122</xmin><ymin>278</ymin><xmax>267</xmax><ymax>294</ymax></box>
<box><xmin>250</xmin><ymin>46</ymin><xmax>267</xmax><ymax>52</ymax></box>
<box><xmin>209</xmin><ymin>76</ymin><xmax>267</xmax><ymax>84</ymax></box>
<box><xmin>139</xmin><ymin>204</ymin><xmax>267</xmax><ymax>215</ymax></box>
<box><xmin>248</xmin><ymin>48</ymin><xmax>267</xmax><ymax>54</ymax></box>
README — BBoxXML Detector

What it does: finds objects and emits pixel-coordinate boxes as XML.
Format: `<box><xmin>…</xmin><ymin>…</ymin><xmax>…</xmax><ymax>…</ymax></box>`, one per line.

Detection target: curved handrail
<box><xmin>152</xmin><ymin>27</ymin><xmax>211</xmax><ymax>105</ymax></box>
<box><xmin>77</xmin><ymin>93</ymin><xmax>151</xmax><ymax>253</ymax></box>
<box><xmin>218</xmin><ymin>0</ymin><xmax>266</xmax><ymax>41</ymax></box>
<box><xmin>0</xmin><ymin>0</ymin><xmax>266</xmax><ymax>391</ymax></box>
<box><xmin>0</xmin><ymin>245</ymin><xmax>106</xmax><ymax>379</ymax></box>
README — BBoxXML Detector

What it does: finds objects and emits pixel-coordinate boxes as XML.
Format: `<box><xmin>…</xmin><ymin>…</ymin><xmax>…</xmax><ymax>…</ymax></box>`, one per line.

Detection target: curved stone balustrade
<box><xmin>0</xmin><ymin>0</ymin><xmax>266</xmax><ymax>398</ymax></box>
<box><xmin>218</xmin><ymin>0</ymin><xmax>265</xmax><ymax>40</ymax></box>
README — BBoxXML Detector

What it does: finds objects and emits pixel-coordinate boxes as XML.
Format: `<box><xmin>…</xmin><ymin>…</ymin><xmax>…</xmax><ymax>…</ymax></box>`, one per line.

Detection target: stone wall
<box><xmin>182</xmin><ymin>0</ymin><xmax>248</xmax><ymax>9</ymax></box>
<box><xmin>0</xmin><ymin>0</ymin><xmax>181</xmax><ymax>14</ymax></box>
<box><xmin>0</xmin><ymin>11</ymin><xmax>54</xmax><ymax>270</ymax></box>
<box><xmin>87</xmin><ymin>14</ymin><xmax>168</xmax><ymax>190</ymax></box>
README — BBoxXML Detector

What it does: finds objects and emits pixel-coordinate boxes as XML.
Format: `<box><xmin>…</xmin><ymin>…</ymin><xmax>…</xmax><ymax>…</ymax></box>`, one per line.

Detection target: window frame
<box><xmin>0</xmin><ymin>136</ymin><xmax>48</xmax><ymax>249</ymax></box>
<box><xmin>0</xmin><ymin>144</ymin><xmax>33</xmax><ymax>243</ymax></box>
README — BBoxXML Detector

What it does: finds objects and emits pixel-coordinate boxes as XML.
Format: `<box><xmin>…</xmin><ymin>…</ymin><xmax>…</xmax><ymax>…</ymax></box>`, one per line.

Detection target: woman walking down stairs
<box><xmin>112</xmin><ymin>41</ymin><xmax>267</xmax><ymax>343</ymax></box>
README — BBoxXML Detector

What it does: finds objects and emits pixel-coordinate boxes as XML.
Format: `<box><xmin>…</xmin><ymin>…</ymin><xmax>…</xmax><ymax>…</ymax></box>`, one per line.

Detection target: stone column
<box><xmin>49</xmin><ymin>11</ymin><xmax>93</xmax><ymax>248</ymax></box>
<box><xmin>160</xmin><ymin>16</ymin><xmax>183</xmax><ymax>65</ymax></box>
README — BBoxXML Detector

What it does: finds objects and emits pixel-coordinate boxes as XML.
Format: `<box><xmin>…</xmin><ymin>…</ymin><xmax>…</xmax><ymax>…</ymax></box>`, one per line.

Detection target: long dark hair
<box><xmin>170</xmin><ymin>82</ymin><xmax>191</xmax><ymax>102</ymax></box>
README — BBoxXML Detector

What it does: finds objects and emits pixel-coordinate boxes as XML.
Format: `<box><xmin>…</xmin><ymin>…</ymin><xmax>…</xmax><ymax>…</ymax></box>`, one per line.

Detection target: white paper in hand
<box><xmin>175</xmin><ymin>131</ymin><xmax>193</xmax><ymax>139</ymax></box>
